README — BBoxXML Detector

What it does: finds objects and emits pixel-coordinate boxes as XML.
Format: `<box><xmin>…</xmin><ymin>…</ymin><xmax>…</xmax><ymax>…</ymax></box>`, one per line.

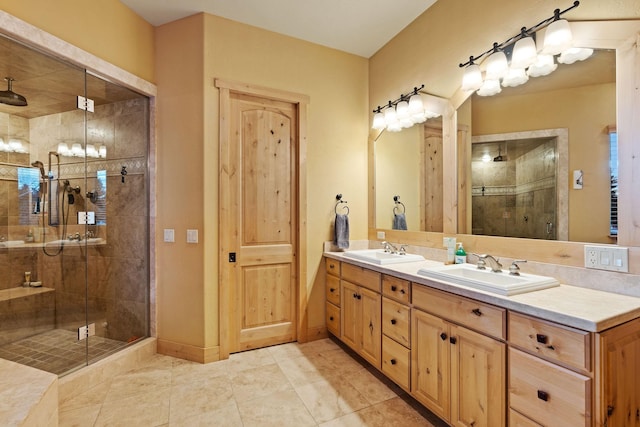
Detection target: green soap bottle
<box><xmin>455</xmin><ymin>242</ymin><xmax>466</xmax><ymax>264</ymax></box>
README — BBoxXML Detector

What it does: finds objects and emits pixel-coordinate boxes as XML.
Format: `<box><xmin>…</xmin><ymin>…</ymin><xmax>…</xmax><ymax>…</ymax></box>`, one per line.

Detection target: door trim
<box><xmin>215</xmin><ymin>78</ymin><xmax>309</xmax><ymax>359</ymax></box>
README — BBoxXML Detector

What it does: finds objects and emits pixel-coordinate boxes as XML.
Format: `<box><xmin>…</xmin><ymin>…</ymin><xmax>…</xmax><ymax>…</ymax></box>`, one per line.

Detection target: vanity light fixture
<box><xmin>0</xmin><ymin>137</ymin><xmax>28</xmax><ymax>153</ymax></box>
<box><xmin>459</xmin><ymin>1</ymin><xmax>591</xmax><ymax>96</ymax></box>
<box><xmin>372</xmin><ymin>84</ymin><xmax>441</xmax><ymax>132</ymax></box>
<box><xmin>57</xmin><ymin>142</ymin><xmax>107</xmax><ymax>158</ymax></box>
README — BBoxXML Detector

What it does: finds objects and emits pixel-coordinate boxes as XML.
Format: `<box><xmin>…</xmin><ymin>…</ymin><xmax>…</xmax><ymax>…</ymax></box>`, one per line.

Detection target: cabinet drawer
<box><xmin>509</xmin><ymin>312</ymin><xmax>591</xmax><ymax>372</ymax></box>
<box><xmin>326</xmin><ymin>274</ymin><xmax>341</xmax><ymax>306</ymax></box>
<box><xmin>382</xmin><ymin>275</ymin><xmax>410</xmax><ymax>304</ymax></box>
<box><xmin>382</xmin><ymin>297</ymin><xmax>410</xmax><ymax>348</ymax></box>
<box><xmin>509</xmin><ymin>409</ymin><xmax>543</xmax><ymax>427</ymax></box>
<box><xmin>509</xmin><ymin>348</ymin><xmax>591</xmax><ymax>427</ymax></box>
<box><xmin>413</xmin><ymin>285</ymin><xmax>506</xmax><ymax>340</ymax></box>
<box><xmin>325</xmin><ymin>258</ymin><xmax>341</xmax><ymax>277</ymax></box>
<box><xmin>382</xmin><ymin>335</ymin><xmax>410</xmax><ymax>390</ymax></box>
<box><xmin>326</xmin><ymin>302</ymin><xmax>340</xmax><ymax>336</ymax></box>
<box><xmin>342</xmin><ymin>263</ymin><xmax>381</xmax><ymax>292</ymax></box>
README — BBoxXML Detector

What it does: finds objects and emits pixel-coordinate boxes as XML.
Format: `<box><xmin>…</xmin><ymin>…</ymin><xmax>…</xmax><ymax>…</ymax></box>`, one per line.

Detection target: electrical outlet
<box><xmin>584</xmin><ymin>245</ymin><xmax>628</xmax><ymax>272</ymax></box>
<box><xmin>377</xmin><ymin>231</ymin><xmax>386</xmax><ymax>239</ymax></box>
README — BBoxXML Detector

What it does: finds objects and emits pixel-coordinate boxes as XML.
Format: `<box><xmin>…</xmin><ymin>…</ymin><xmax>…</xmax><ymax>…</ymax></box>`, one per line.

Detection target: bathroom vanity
<box><xmin>325</xmin><ymin>252</ymin><xmax>640</xmax><ymax>427</ymax></box>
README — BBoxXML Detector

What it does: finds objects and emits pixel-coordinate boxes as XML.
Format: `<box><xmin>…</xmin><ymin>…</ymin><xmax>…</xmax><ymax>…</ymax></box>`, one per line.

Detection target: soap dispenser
<box><xmin>455</xmin><ymin>242</ymin><xmax>467</xmax><ymax>264</ymax></box>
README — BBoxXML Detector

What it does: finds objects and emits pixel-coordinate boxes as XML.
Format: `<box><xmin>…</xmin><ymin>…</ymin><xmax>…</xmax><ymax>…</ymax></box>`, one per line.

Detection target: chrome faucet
<box><xmin>381</xmin><ymin>241</ymin><xmax>399</xmax><ymax>254</ymax></box>
<box><xmin>475</xmin><ymin>254</ymin><xmax>503</xmax><ymax>272</ymax></box>
<box><xmin>509</xmin><ymin>260</ymin><xmax>527</xmax><ymax>276</ymax></box>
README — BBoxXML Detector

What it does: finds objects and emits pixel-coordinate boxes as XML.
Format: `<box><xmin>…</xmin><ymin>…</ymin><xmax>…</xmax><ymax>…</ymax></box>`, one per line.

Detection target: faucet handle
<box><xmin>471</xmin><ymin>253</ymin><xmax>487</xmax><ymax>270</ymax></box>
<box><xmin>509</xmin><ymin>260</ymin><xmax>527</xmax><ymax>276</ymax></box>
<box><xmin>399</xmin><ymin>245</ymin><xmax>407</xmax><ymax>255</ymax></box>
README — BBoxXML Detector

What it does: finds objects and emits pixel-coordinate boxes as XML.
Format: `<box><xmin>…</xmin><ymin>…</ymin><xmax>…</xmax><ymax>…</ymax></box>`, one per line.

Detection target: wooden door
<box><xmin>225</xmin><ymin>91</ymin><xmax>298</xmax><ymax>353</ymax></box>
<box><xmin>412</xmin><ymin>309</ymin><xmax>451</xmax><ymax>421</ymax></box>
<box><xmin>450</xmin><ymin>324</ymin><xmax>506</xmax><ymax>427</ymax></box>
<box><xmin>358</xmin><ymin>286</ymin><xmax>381</xmax><ymax>368</ymax></box>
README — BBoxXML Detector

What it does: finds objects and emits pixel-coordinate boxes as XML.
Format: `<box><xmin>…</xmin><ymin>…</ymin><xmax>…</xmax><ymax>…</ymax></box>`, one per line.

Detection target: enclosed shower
<box><xmin>0</xmin><ymin>34</ymin><xmax>150</xmax><ymax>375</ymax></box>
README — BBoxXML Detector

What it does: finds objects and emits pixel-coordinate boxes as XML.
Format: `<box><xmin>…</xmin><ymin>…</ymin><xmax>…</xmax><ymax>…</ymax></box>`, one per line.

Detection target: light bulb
<box><xmin>511</xmin><ymin>36</ymin><xmax>537</xmax><ymax>69</ymax></box>
<box><xmin>461</xmin><ymin>63</ymin><xmax>483</xmax><ymax>92</ymax></box>
<box><xmin>543</xmin><ymin>19</ymin><xmax>572</xmax><ymax>56</ymax></box>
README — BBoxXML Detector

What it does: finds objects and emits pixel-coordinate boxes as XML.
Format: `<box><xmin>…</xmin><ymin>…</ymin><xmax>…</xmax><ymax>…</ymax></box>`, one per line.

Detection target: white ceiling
<box><xmin>119</xmin><ymin>0</ymin><xmax>438</xmax><ymax>58</ymax></box>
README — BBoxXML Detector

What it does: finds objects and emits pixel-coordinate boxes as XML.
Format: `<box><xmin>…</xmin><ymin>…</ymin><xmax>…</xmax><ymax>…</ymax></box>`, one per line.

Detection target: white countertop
<box><xmin>325</xmin><ymin>251</ymin><xmax>640</xmax><ymax>332</ymax></box>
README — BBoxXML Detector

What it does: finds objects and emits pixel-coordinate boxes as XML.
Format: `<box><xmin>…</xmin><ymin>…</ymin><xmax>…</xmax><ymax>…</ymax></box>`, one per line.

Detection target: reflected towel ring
<box><xmin>335</xmin><ymin>194</ymin><xmax>349</xmax><ymax>215</ymax></box>
<box><xmin>393</xmin><ymin>195</ymin><xmax>406</xmax><ymax>215</ymax></box>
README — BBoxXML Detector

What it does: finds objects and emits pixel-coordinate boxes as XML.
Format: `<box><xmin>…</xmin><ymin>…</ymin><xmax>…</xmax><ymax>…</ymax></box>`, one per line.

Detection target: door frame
<box><xmin>215</xmin><ymin>79</ymin><xmax>309</xmax><ymax>359</ymax></box>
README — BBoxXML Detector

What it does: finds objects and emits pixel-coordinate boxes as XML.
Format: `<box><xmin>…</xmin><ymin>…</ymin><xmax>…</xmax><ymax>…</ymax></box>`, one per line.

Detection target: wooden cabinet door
<box><xmin>359</xmin><ymin>286</ymin><xmax>381</xmax><ymax>368</ymax></box>
<box><xmin>450</xmin><ymin>324</ymin><xmax>506</xmax><ymax>427</ymax></box>
<box><xmin>341</xmin><ymin>280</ymin><xmax>359</xmax><ymax>351</ymax></box>
<box><xmin>596</xmin><ymin>317</ymin><xmax>640</xmax><ymax>427</ymax></box>
<box><xmin>412</xmin><ymin>309</ymin><xmax>451</xmax><ymax>421</ymax></box>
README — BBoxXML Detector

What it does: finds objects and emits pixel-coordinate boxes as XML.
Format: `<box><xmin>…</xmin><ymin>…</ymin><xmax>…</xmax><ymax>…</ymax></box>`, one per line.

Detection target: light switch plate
<box><xmin>187</xmin><ymin>229</ymin><xmax>198</xmax><ymax>244</ymax></box>
<box><xmin>584</xmin><ymin>245</ymin><xmax>628</xmax><ymax>272</ymax></box>
<box><xmin>163</xmin><ymin>229</ymin><xmax>175</xmax><ymax>243</ymax></box>
<box><xmin>377</xmin><ymin>231</ymin><xmax>386</xmax><ymax>239</ymax></box>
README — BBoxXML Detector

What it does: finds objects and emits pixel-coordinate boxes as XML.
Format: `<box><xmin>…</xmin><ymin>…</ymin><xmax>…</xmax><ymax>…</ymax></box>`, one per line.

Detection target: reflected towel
<box><xmin>334</xmin><ymin>214</ymin><xmax>350</xmax><ymax>249</ymax></box>
<box><xmin>392</xmin><ymin>213</ymin><xmax>407</xmax><ymax>230</ymax></box>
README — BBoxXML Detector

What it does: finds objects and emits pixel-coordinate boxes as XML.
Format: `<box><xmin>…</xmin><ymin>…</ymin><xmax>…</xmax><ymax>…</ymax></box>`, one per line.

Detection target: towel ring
<box><xmin>335</xmin><ymin>194</ymin><xmax>349</xmax><ymax>215</ymax></box>
<box><xmin>393</xmin><ymin>195</ymin><xmax>406</xmax><ymax>215</ymax></box>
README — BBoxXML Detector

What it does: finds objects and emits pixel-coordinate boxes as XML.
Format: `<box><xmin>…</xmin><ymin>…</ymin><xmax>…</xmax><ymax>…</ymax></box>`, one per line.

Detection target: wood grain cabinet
<box><xmin>508</xmin><ymin>312</ymin><xmax>640</xmax><ymax>427</ymax></box>
<box><xmin>411</xmin><ymin>285</ymin><xmax>506</xmax><ymax>427</ymax></box>
<box><xmin>381</xmin><ymin>275</ymin><xmax>412</xmax><ymax>390</ymax></box>
<box><xmin>340</xmin><ymin>263</ymin><xmax>382</xmax><ymax>368</ymax></box>
<box><xmin>325</xmin><ymin>258</ymin><xmax>341</xmax><ymax>337</ymax></box>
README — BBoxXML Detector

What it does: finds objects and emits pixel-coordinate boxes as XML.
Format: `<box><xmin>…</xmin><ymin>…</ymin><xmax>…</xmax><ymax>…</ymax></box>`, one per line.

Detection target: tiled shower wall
<box><xmin>472</xmin><ymin>140</ymin><xmax>557</xmax><ymax>239</ymax></box>
<box><xmin>0</xmin><ymin>98</ymin><xmax>148</xmax><ymax>344</ymax></box>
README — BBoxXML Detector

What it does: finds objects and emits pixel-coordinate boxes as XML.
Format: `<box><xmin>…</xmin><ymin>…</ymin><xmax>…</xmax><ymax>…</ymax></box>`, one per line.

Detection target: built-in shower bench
<box><xmin>0</xmin><ymin>287</ymin><xmax>55</xmax><ymax>347</ymax></box>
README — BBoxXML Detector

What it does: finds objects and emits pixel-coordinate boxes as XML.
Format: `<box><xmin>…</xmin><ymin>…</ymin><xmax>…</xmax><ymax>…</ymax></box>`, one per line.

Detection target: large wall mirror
<box><xmin>370</xmin><ymin>20</ymin><xmax>640</xmax><ymax>267</ymax></box>
<box><xmin>373</xmin><ymin>93</ymin><xmax>450</xmax><ymax>232</ymax></box>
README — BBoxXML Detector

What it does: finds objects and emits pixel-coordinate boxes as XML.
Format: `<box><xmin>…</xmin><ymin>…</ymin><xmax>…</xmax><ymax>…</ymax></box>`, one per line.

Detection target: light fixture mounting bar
<box><xmin>459</xmin><ymin>0</ymin><xmax>580</xmax><ymax>68</ymax></box>
<box><xmin>373</xmin><ymin>84</ymin><xmax>425</xmax><ymax>113</ymax></box>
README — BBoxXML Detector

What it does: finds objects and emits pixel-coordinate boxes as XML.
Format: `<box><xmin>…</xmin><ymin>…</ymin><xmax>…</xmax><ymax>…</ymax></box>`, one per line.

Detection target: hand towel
<box><xmin>392</xmin><ymin>213</ymin><xmax>407</xmax><ymax>230</ymax></box>
<box><xmin>334</xmin><ymin>213</ymin><xmax>350</xmax><ymax>249</ymax></box>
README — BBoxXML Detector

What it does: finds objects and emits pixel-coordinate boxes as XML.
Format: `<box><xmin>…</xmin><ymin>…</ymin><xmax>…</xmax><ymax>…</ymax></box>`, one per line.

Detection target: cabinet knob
<box><xmin>329</xmin><ymin>316</ymin><xmax>334</xmax><ymax>321</ymax></box>
<box><xmin>440</xmin><ymin>332</ymin><xmax>447</xmax><ymax>341</ymax></box>
<box><xmin>537</xmin><ymin>390</ymin><xmax>549</xmax><ymax>402</ymax></box>
<box><xmin>471</xmin><ymin>308</ymin><xmax>482</xmax><ymax>316</ymax></box>
<box><xmin>450</xmin><ymin>336</ymin><xmax>457</xmax><ymax>344</ymax></box>
<box><xmin>330</xmin><ymin>288</ymin><xmax>336</xmax><ymax>293</ymax></box>
<box><xmin>391</xmin><ymin>319</ymin><xmax>397</xmax><ymax>325</ymax></box>
<box><xmin>357</xmin><ymin>294</ymin><xmax>362</xmax><ymax>300</ymax></box>
<box><xmin>390</xmin><ymin>359</ymin><xmax>397</xmax><ymax>365</ymax></box>
<box><xmin>391</xmin><ymin>285</ymin><xmax>397</xmax><ymax>291</ymax></box>
<box><xmin>329</xmin><ymin>264</ymin><xmax>334</xmax><ymax>269</ymax></box>
<box><xmin>536</xmin><ymin>334</ymin><xmax>548</xmax><ymax>344</ymax></box>
<box><xmin>400</xmin><ymin>289</ymin><xmax>406</xmax><ymax>294</ymax></box>
<box><xmin>607</xmin><ymin>405</ymin><xmax>614</xmax><ymax>416</ymax></box>
<box><xmin>353</xmin><ymin>293</ymin><xmax>358</xmax><ymax>299</ymax></box>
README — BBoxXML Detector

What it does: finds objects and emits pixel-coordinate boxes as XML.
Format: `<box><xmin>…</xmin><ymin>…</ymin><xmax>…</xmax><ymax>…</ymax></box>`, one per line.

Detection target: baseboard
<box><xmin>157</xmin><ymin>338</ymin><xmax>220</xmax><ymax>363</ymax></box>
<box><xmin>306</xmin><ymin>326</ymin><xmax>329</xmax><ymax>341</ymax></box>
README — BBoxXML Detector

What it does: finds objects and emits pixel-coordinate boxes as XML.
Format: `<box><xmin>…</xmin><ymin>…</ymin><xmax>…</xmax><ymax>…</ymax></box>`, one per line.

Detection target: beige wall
<box><xmin>370</xmin><ymin>0</ymin><xmax>640</xmax><ymax>104</ymax></box>
<box><xmin>0</xmin><ymin>0</ymin><xmax>155</xmax><ymax>82</ymax></box>
<box><xmin>155</xmin><ymin>14</ymin><xmax>369</xmax><ymax>354</ymax></box>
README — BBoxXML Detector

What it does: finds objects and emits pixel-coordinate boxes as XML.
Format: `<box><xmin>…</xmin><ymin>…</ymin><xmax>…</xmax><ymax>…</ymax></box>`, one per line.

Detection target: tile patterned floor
<box><xmin>58</xmin><ymin>338</ymin><xmax>448</xmax><ymax>426</ymax></box>
<box><xmin>0</xmin><ymin>329</ymin><xmax>128</xmax><ymax>375</ymax></box>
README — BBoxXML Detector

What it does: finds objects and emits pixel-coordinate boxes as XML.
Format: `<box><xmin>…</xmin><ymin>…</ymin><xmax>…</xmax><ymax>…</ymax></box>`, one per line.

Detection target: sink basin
<box><xmin>417</xmin><ymin>263</ymin><xmax>559</xmax><ymax>295</ymax></box>
<box><xmin>343</xmin><ymin>249</ymin><xmax>425</xmax><ymax>265</ymax></box>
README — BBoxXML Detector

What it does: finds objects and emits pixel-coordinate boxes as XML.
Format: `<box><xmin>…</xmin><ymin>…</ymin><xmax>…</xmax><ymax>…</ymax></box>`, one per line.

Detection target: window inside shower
<box><xmin>0</xmin><ymin>33</ymin><xmax>149</xmax><ymax>376</ymax></box>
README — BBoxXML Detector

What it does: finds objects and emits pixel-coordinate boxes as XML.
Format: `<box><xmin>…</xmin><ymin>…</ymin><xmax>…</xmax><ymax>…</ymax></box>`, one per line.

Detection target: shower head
<box><xmin>31</xmin><ymin>160</ymin><xmax>46</xmax><ymax>179</ymax></box>
<box><xmin>0</xmin><ymin>77</ymin><xmax>27</xmax><ymax>107</ymax></box>
<box><xmin>493</xmin><ymin>147</ymin><xmax>505</xmax><ymax>162</ymax></box>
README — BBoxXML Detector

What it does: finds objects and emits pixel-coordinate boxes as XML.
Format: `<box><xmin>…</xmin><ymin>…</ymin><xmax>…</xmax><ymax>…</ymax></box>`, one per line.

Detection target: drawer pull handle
<box><xmin>390</xmin><ymin>359</ymin><xmax>397</xmax><ymax>365</ymax></box>
<box><xmin>536</xmin><ymin>334</ymin><xmax>548</xmax><ymax>344</ymax></box>
<box><xmin>329</xmin><ymin>316</ymin><xmax>334</xmax><ymax>321</ymax></box>
<box><xmin>356</xmin><ymin>294</ymin><xmax>361</xmax><ymax>300</ymax></box>
<box><xmin>471</xmin><ymin>308</ymin><xmax>482</xmax><ymax>316</ymax></box>
<box><xmin>353</xmin><ymin>293</ymin><xmax>358</xmax><ymax>298</ymax></box>
<box><xmin>607</xmin><ymin>405</ymin><xmax>614</xmax><ymax>416</ymax></box>
<box><xmin>391</xmin><ymin>285</ymin><xmax>397</xmax><ymax>291</ymax></box>
<box><xmin>400</xmin><ymin>289</ymin><xmax>406</xmax><ymax>294</ymax></box>
<box><xmin>440</xmin><ymin>332</ymin><xmax>448</xmax><ymax>341</ymax></box>
<box><xmin>391</xmin><ymin>319</ymin><xmax>397</xmax><ymax>325</ymax></box>
<box><xmin>329</xmin><ymin>264</ymin><xmax>334</xmax><ymax>269</ymax></box>
<box><xmin>450</xmin><ymin>336</ymin><xmax>457</xmax><ymax>344</ymax></box>
<box><xmin>330</xmin><ymin>288</ymin><xmax>336</xmax><ymax>293</ymax></box>
<box><xmin>537</xmin><ymin>390</ymin><xmax>549</xmax><ymax>402</ymax></box>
